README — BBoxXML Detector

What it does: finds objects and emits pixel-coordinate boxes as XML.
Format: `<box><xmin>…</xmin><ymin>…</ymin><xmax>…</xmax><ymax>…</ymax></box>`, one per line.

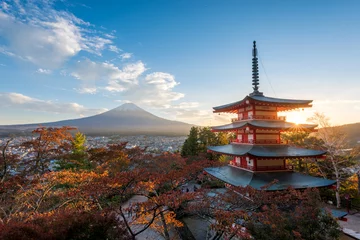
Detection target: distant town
<box><xmin>0</xmin><ymin>134</ymin><xmax>187</xmax><ymax>159</ymax></box>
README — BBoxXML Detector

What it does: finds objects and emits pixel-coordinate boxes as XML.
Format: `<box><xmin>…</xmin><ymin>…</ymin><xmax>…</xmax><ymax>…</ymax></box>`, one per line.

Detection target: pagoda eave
<box><xmin>211</xmin><ymin>120</ymin><xmax>317</xmax><ymax>132</ymax></box>
<box><xmin>204</xmin><ymin>165</ymin><xmax>336</xmax><ymax>190</ymax></box>
<box><xmin>207</xmin><ymin>144</ymin><xmax>326</xmax><ymax>158</ymax></box>
<box><xmin>213</xmin><ymin>95</ymin><xmax>313</xmax><ymax>113</ymax></box>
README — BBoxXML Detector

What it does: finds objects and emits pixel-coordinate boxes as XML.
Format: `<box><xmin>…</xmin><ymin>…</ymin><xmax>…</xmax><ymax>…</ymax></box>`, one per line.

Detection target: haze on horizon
<box><xmin>0</xmin><ymin>0</ymin><xmax>359</xmax><ymax>127</ymax></box>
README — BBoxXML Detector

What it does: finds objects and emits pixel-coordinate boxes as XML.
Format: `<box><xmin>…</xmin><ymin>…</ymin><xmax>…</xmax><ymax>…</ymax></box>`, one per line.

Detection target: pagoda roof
<box><xmin>204</xmin><ymin>165</ymin><xmax>335</xmax><ymax>190</ymax></box>
<box><xmin>212</xmin><ymin>120</ymin><xmax>317</xmax><ymax>132</ymax></box>
<box><xmin>213</xmin><ymin>95</ymin><xmax>313</xmax><ymax>113</ymax></box>
<box><xmin>207</xmin><ymin>144</ymin><xmax>326</xmax><ymax>157</ymax></box>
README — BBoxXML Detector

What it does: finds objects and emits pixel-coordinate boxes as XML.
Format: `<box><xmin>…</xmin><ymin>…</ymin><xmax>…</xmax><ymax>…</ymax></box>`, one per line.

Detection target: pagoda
<box><xmin>205</xmin><ymin>41</ymin><xmax>335</xmax><ymax>191</ymax></box>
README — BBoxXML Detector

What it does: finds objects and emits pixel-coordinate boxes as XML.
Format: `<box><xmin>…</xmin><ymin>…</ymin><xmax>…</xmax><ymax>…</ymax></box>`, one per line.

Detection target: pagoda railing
<box><xmin>230</xmin><ymin>161</ymin><xmax>294</xmax><ymax>171</ymax></box>
<box><xmin>231</xmin><ymin>118</ymin><xmax>238</xmax><ymax>122</ymax></box>
<box><xmin>232</xmin><ymin>139</ymin><xmax>283</xmax><ymax>144</ymax></box>
<box><xmin>232</xmin><ymin>116</ymin><xmax>286</xmax><ymax>122</ymax></box>
<box><xmin>230</xmin><ymin>161</ymin><xmax>254</xmax><ymax>171</ymax></box>
<box><xmin>256</xmin><ymin>165</ymin><xmax>288</xmax><ymax>171</ymax></box>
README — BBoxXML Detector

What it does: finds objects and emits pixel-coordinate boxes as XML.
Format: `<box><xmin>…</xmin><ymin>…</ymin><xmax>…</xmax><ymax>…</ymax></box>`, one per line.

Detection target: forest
<box><xmin>0</xmin><ymin>123</ymin><xmax>359</xmax><ymax>240</ymax></box>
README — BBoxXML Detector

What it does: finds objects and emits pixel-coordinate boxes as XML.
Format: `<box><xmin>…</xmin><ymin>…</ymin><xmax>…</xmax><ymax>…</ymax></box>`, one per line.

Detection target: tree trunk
<box><xmin>357</xmin><ymin>171</ymin><xmax>360</xmax><ymax>195</ymax></box>
<box><xmin>333</xmin><ymin>159</ymin><xmax>341</xmax><ymax>208</ymax></box>
<box><xmin>335</xmin><ymin>173</ymin><xmax>341</xmax><ymax>208</ymax></box>
<box><xmin>1</xmin><ymin>139</ymin><xmax>12</xmax><ymax>183</ymax></box>
<box><xmin>174</xmin><ymin>217</ymin><xmax>196</xmax><ymax>240</ymax></box>
<box><xmin>160</xmin><ymin>211</ymin><xmax>170</xmax><ymax>240</ymax></box>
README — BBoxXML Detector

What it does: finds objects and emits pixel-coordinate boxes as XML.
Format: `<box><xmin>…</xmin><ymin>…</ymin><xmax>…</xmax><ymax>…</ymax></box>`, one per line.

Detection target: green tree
<box><xmin>181</xmin><ymin>127</ymin><xmax>199</xmax><ymax>157</ymax></box>
<box><xmin>282</xmin><ymin>131</ymin><xmax>323</xmax><ymax>175</ymax></box>
<box><xmin>181</xmin><ymin>127</ymin><xmax>230</xmax><ymax>160</ymax></box>
<box><xmin>57</xmin><ymin>132</ymin><xmax>90</xmax><ymax>170</ymax></box>
<box><xmin>217</xmin><ymin>132</ymin><xmax>229</xmax><ymax>145</ymax></box>
<box><xmin>72</xmin><ymin>132</ymin><xmax>86</xmax><ymax>155</ymax></box>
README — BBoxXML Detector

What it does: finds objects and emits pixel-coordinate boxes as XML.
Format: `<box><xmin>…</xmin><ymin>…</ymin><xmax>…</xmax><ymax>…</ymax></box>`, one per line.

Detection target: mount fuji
<box><xmin>0</xmin><ymin>103</ymin><xmax>194</xmax><ymax>136</ymax></box>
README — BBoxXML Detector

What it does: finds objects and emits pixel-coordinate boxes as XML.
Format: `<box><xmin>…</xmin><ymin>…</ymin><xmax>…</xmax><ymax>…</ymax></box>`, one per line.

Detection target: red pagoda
<box><xmin>205</xmin><ymin>41</ymin><xmax>335</xmax><ymax>190</ymax></box>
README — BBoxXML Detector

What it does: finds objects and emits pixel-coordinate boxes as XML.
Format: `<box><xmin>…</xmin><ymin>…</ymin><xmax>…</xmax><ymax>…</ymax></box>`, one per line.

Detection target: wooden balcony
<box><xmin>230</xmin><ymin>161</ymin><xmax>254</xmax><ymax>171</ymax></box>
<box><xmin>231</xmin><ymin>139</ymin><xmax>283</xmax><ymax>144</ymax></box>
<box><xmin>256</xmin><ymin>166</ymin><xmax>287</xmax><ymax>171</ymax></box>
<box><xmin>230</xmin><ymin>161</ymin><xmax>294</xmax><ymax>172</ymax></box>
<box><xmin>233</xmin><ymin>116</ymin><xmax>286</xmax><ymax>121</ymax></box>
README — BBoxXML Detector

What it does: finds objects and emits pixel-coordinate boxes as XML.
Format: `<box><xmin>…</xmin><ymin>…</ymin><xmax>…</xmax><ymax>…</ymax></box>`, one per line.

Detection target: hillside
<box><xmin>335</xmin><ymin>122</ymin><xmax>360</xmax><ymax>146</ymax></box>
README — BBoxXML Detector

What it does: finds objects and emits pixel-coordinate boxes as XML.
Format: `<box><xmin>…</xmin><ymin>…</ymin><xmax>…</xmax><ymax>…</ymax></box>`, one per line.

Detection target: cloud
<box><xmin>1</xmin><ymin>2</ymin><xmax>9</xmax><ymax>10</ymax></box>
<box><xmin>314</xmin><ymin>100</ymin><xmax>360</xmax><ymax>105</ymax></box>
<box><xmin>120</xmin><ymin>52</ymin><xmax>132</xmax><ymax>60</ymax></box>
<box><xmin>0</xmin><ymin>1</ymin><xmax>114</xmax><ymax>69</ymax></box>
<box><xmin>74</xmin><ymin>87</ymin><xmax>97</xmax><ymax>94</ymax></box>
<box><xmin>71</xmin><ymin>59</ymin><xmax>146</xmax><ymax>93</ymax></box>
<box><xmin>36</xmin><ymin>68</ymin><xmax>51</xmax><ymax>74</ymax></box>
<box><xmin>172</xmin><ymin>102</ymin><xmax>200</xmax><ymax>109</ymax></box>
<box><xmin>71</xmin><ymin>59</ymin><xmax>189</xmax><ymax>112</ymax></box>
<box><xmin>0</xmin><ymin>46</ymin><xmax>15</xmax><ymax>57</ymax></box>
<box><xmin>104</xmin><ymin>33</ymin><xmax>116</xmax><ymax>39</ymax></box>
<box><xmin>109</xmin><ymin>45</ymin><xmax>121</xmax><ymax>53</ymax></box>
<box><xmin>0</xmin><ymin>92</ymin><xmax>107</xmax><ymax>116</ymax></box>
<box><xmin>118</xmin><ymin>72</ymin><xmax>184</xmax><ymax>108</ymax></box>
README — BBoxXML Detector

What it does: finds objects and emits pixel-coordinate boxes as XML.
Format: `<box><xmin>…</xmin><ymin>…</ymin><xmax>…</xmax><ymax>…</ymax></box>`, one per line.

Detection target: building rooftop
<box><xmin>213</xmin><ymin>95</ymin><xmax>313</xmax><ymax>113</ymax></box>
<box><xmin>212</xmin><ymin>119</ymin><xmax>317</xmax><ymax>132</ymax></box>
<box><xmin>204</xmin><ymin>165</ymin><xmax>335</xmax><ymax>190</ymax></box>
<box><xmin>207</xmin><ymin>144</ymin><xmax>326</xmax><ymax>157</ymax></box>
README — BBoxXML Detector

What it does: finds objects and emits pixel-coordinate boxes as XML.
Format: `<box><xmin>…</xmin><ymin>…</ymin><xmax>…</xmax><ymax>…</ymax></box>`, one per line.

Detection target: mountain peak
<box><xmin>113</xmin><ymin>103</ymin><xmax>143</xmax><ymax>111</ymax></box>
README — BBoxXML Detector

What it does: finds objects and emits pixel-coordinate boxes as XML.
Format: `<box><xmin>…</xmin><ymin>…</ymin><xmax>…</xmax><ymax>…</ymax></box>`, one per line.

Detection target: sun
<box><xmin>281</xmin><ymin>111</ymin><xmax>307</xmax><ymax>125</ymax></box>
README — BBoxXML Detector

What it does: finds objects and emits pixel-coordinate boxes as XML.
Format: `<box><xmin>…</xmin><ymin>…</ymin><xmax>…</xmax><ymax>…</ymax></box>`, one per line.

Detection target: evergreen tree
<box><xmin>57</xmin><ymin>132</ymin><xmax>90</xmax><ymax>170</ymax></box>
<box><xmin>181</xmin><ymin>127</ymin><xmax>230</xmax><ymax>160</ymax></box>
<box><xmin>181</xmin><ymin>127</ymin><xmax>199</xmax><ymax>157</ymax></box>
<box><xmin>72</xmin><ymin>132</ymin><xmax>87</xmax><ymax>155</ymax></box>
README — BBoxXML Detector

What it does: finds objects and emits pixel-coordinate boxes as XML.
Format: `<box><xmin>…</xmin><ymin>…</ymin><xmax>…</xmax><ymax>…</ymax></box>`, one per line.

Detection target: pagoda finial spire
<box><xmin>252</xmin><ymin>41</ymin><xmax>260</xmax><ymax>92</ymax></box>
<box><xmin>249</xmin><ymin>41</ymin><xmax>263</xmax><ymax>96</ymax></box>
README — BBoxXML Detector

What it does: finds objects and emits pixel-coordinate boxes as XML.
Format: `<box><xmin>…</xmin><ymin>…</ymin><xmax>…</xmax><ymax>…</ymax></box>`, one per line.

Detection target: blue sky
<box><xmin>0</xmin><ymin>0</ymin><xmax>359</xmax><ymax>126</ymax></box>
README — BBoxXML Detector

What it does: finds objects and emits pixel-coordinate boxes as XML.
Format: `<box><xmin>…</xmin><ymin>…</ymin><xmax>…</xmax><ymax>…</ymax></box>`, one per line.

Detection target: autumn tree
<box><xmin>114</xmin><ymin>153</ymin><xmax>215</xmax><ymax>240</ymax></box>
<box><xmin>1</xmin><ymin>136</ymin><xmax>217</xmax><ymax>240</ymax></box>
<box><xmin>87</xmin><ymin>143</ymin><xmax>148</xmax><ymax>174</ymax></box>
<box><xmin>0</xmin><ymin>138</ymin><xmax>20</xmax><ymax>182</ymax></box>
<box><xmin>0</xmin><ymin>210</ymin><xmax>130</xmax><ymax>240</ymax></box>
<box><xmin>22</xmin><ymin>126</ymin><xmax>75</xmax><ymax>174</ymax></box>
<box><xmin>308</xmin><ymin>113</ymin><xmax>359</xmax><ymax>208</ymax></box>
<box><xmin>189</xmin><ymin>186</ymin><xmax>340</xmax><ymax>240</ymax></box>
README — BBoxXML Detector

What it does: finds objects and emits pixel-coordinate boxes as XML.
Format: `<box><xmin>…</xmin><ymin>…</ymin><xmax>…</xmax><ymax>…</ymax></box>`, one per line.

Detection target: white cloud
<box><xmin>314</xmin><ymin>100</ymin><xmax>360</xmax><ymax>105</ymax></box>
<box><xmin>109</xmin><ymin>45</ymin><xmax>121</xmax><ymax>53</ymax></box>
<box><xmin>71</xmin><ymin>59</ymin><xmax>146</xmax><ymax>93</ymax></box>
<box><xmin>75</xmin><ymin>87</ymin><xmax>97</xmax><ymax>94</ymax></box>
<box><xmin>116</xmin><ymin>72</ymin><xmax>184</xmax><ymax>109</ymax></box>
<box><xmin>173</xmin><ymin>102</ymin><xmax>200</xmax><ymax>109</ymax></box>
<box><xmin>36</xmin><ymin>68</ymin><xmax>51</xmax><ymax>74</ymax></box>
<box><xmin>1</xmin><ymin>2</ymin><xmax>9</xmax><ymax>11</ymax></box>
<box><xmin>120</xmin><ymin>52</ymin><xmax>132</xmax><ymax>60</ymax></box>
<box><xmin>0</xmin><ymin>46</ymin><xmax>15</xmax><ymax>57</ymax></box>
<box><xmin>104</xmin><ymin>33</ymin><xmax>116</xmax><ymax>39</ymax></box>
<box><xmin>0</xmin><ymin>1</ymin><xmax>115</xmax><ymax>69</ymax></box>
<box><xmin>0</xmin><ymin>92</ymin><xmax>107</xmax><ymax>116</ymax></box>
